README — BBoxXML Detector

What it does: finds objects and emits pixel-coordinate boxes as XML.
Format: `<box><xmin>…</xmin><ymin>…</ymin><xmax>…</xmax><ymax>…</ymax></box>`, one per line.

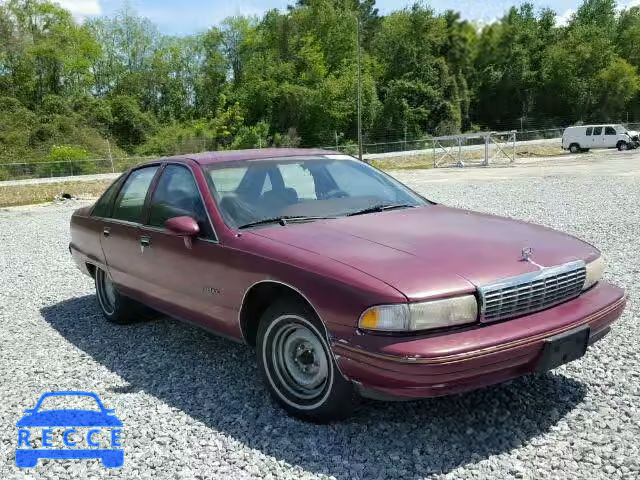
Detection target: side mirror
<box><xmin>164</xmin><ymin>216</ymin><xmax>200</xmax><ymax>249</ymax></box>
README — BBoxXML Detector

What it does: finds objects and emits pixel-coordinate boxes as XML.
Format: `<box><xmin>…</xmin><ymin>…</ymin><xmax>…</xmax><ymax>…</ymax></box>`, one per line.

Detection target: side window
<box><xmin>261</xmin><ymin>173</ymin><xmax>273</xmax><ymax>194</ymax></box>
<box><xmin>92</xmin><ymin>176</ymin><xmax>124</xmax><ymax>218</ymax></box>
<box><xmin>148</xmin><ymin>165</ymin><xmax>213</xmax><ymax>239</ymax></box>
<box><xmin>593</xmin><ymin>126</ymin><xmax>603</xmax><ymax>135</ymax></box>
<box><xmin>278</xmin><ymin>163</ymin><xmax>317</xmax><ymax>200</ymax></box>
<box><xmin>325</xmin><ymin>160</ymin><xmax>396</xmax><ymax>199</ymax></box>
<box><xmin>586</xmin><ymin>127</ymin><xmax>593</xmax><ymax>136</ymax></box>
<box><xmin>605</xmin><ymin>126</ymin><xmax>616</xmax><ymax>135</ymax></box>
<box><xmin>209</xmin><ymin>167</ymin><xmax>247</xmax><ymax>194</ymax></box>
<box><xmin>112</xmin><ymin>166</ymin><xmax>159</xmax><ymax>223</ymax></box>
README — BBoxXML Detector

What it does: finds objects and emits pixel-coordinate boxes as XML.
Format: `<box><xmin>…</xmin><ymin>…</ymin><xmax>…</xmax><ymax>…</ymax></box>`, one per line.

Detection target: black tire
<box><xmin>569</xmin><ymin>143</ymin><xmax>580</xmax><ymax>154</ymax></box>
<box><xmin>617</xmin><ymin>141</ymin><xmax>629</xmax><ymax>151</ymax></box>
<box><xmin>256</xmin><ymin>299</ymin><xmax>358</xmax><ymax>422</ymax></box>
<box><xmin>95</xmin><ymin>268</ymin><xmax>148</xmax><ymax>324</ymax></box>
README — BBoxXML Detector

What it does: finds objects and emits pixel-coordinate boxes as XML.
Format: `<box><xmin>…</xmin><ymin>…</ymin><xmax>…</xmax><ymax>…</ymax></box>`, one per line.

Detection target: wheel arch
<box><xmin>85</xmin><ymin>262</ymin><xmax>97</xmax><ymax>279</ymax></box>
<box><xmin>239</xmin><ymin>280</ymin><xmax>328</xmax><ymax>347</ymax></box>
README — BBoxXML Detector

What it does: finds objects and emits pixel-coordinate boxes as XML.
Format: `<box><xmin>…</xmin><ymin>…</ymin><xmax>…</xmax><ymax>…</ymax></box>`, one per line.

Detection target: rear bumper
<box><xmin>333</xmin><ymin>282</ymin><xmax>626</xmax><ymax>400</ymax></box>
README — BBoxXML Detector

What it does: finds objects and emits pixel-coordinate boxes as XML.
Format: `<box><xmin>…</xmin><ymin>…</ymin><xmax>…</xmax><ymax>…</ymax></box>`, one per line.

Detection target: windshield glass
<box><xmin>205</xmin><ymin>155</ymin><xmax>428</xmax><ymax>228</ymax></box>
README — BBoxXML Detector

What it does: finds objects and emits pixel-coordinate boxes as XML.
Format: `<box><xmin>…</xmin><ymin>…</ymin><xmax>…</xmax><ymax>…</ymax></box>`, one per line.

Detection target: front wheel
<box><xmin>257</xmin><ymin>300</ymin><xmax>357</xmax><ymax>422</ymax></box>
<box><xmin>617</xmin><ymin>141</ymin><xmax>629</xmax><ymax>151</ymax></box>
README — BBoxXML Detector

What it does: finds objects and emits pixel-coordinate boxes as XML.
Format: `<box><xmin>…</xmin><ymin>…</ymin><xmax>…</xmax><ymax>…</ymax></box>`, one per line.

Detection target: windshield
<box><xmin>205</xmin><ymin>155</ymin><xmax>428</xmax><ymax>228</ymax></box>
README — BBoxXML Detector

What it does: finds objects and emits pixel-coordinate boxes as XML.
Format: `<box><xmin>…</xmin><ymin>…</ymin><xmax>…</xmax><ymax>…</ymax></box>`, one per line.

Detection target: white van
<box><xmin>561</xmin><ymin>124</ymin><xmax>638</xmax><ymax>153</ymax></box>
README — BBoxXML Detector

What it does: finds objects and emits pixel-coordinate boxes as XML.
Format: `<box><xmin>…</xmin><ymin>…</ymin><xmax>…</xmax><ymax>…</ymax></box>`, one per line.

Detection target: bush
<box><xmin>40</xmin><ymin>145</ymin><xmax>97</xmax><ymax>176</ymax></box>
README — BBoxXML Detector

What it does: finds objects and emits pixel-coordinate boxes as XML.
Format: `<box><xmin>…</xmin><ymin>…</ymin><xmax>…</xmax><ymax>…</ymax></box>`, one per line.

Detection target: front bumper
<box><xmin>332</xmin><ymin>282</ymin><xmax>626</xmax><ymax>400</ymax></box>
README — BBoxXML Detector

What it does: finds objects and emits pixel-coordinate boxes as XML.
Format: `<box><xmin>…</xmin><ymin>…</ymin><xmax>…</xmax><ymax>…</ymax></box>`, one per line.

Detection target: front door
<box><xmin>135</xmin><ymin>164</ymin><xmax>236</xmax><ymax>337</ymax></box>
<box><xmin>604</xmin><ymin>126</ymin><xmax>618</xmax><ymax>148</ymax></box>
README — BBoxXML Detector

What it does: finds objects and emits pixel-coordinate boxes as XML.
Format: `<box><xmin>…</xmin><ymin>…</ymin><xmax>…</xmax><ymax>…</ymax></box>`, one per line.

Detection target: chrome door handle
<box><xmin>139</xmin><ymin>236</ymin><xmax>151</xmax><ymax>254</ymax></box>
<box><xmin>103</xmin><ymin>227</ymin><xmax>111</xmax><ymax>237</ymax></box>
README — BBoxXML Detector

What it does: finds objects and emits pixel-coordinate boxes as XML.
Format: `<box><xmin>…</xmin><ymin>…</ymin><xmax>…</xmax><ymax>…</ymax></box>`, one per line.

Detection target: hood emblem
<box><xmin>520</xmin><ymin>247</ymin><xmax>533</xmax><ymax>262</ymax></box>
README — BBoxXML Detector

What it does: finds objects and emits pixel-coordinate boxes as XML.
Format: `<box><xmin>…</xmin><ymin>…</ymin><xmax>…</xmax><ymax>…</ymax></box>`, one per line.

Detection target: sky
<box><xmin>54</xmin><ymin>0</ymin><xmax>640</xmax><ymax>35</ymax></box>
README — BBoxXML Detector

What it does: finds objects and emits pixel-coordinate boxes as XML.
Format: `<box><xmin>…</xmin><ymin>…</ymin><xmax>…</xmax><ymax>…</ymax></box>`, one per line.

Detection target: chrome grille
<box><xmin>479</xmin><ymin>261</ymin><xmax>586</xmax><ymax>323</ymax></box>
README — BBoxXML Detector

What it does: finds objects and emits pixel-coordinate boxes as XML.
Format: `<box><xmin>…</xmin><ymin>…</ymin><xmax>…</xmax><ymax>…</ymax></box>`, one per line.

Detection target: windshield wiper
<box><xmin>347</xmin><ymin>204</ymin><xmax>414</xmax><ymax>217</ymax></box>
<box><xmin>238</xmin><ymin>216</ymin><xmax>334</xmax><ymax>229</ymax></box>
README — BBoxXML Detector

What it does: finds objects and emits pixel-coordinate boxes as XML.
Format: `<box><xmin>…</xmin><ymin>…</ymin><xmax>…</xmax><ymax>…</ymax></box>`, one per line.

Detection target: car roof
<box><xmin>152</xmin><ymin>148</ymin><xmax>340</xmax><ymax>166</ymax></box>
<box><xmin>566</xmin><ymin>124</ymin><xmax>619</xmax><ymax>128</ymax></box>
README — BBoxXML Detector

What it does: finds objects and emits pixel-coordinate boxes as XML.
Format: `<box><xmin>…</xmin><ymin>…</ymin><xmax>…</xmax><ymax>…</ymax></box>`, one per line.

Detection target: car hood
<box><xmin>249</xmin><ymin>205</ymin><xmax>599</xmax><ymax>301</ymax></box>
<box><xmin>16</xmin><ymin>410</ymin><xmax>123</xmax><ymax>427</ymax></box>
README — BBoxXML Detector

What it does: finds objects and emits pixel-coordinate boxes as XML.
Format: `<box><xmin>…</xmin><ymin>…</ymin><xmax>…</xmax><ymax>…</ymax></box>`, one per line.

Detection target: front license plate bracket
<box><xmin>536</xmin><ymin>325</ymin><xmax>590</xmax><ymax>372</ymax></box>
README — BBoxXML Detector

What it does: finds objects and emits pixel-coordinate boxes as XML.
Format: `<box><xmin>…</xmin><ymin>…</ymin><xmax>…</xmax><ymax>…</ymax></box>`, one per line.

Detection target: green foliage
<box><xmin>108</xmin><ymin>95</ymin><xmax>157</xmax><ymax>149</ymax></box>
<box><xmin>46</xmin><ymin>144</ymin><xmax>89</xmax><ymax>162</ymax></box>
<box><xmin>2</xmin><ymin>0</ymin><xmax>640</xmax><ymax>177</ymax></box>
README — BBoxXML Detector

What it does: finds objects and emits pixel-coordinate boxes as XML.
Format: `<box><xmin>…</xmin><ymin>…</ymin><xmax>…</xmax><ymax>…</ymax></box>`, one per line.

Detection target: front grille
<box><xmin>479</xmin><ymin>261</ymin><xmax>586</xmax><ymax>323</ymax></box>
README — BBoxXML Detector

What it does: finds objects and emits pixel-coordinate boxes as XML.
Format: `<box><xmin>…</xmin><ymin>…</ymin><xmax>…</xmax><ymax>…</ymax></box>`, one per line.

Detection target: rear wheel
<box><xmin>257</xmin><ymin>299</ymin><xmax>357</xmax><ymax>422</ymax></box>
<box><xmin>95</xmin><ymin>268</ymin><xmax>147</xmax><ymax>324</ymax></box>
<box><xmin>569</xmin><ymin>143</ymin><xmax>580</xmax><ymax>154</ymax></box>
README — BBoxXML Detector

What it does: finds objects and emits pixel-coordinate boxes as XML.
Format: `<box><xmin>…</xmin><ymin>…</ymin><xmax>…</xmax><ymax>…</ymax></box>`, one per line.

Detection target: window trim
<box><xmin>143</xmin><ymin>161</ymin><xmax>219</xmax><ymax>243</ymax></box>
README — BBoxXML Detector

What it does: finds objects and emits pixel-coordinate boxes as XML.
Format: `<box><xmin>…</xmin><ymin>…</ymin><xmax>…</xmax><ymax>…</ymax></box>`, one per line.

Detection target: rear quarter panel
<box><xmin>70</xmin><ymin>205</ymin><xmax>105</xmax><ymax>276</ymax></box>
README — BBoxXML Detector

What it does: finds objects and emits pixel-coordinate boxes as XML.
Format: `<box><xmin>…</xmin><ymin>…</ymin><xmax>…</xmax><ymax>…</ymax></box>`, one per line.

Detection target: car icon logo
<box><xmin>15</xmin><ymin>391</ymin><xmax>123</xmax><ymax>468</ymax></box>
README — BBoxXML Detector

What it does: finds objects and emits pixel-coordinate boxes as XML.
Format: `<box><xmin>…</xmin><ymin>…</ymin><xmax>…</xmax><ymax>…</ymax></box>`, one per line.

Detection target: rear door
<box><xmin>99</xmin><ymin>165</ymin><xmax>160</xmax><ymax>297</ymax></box>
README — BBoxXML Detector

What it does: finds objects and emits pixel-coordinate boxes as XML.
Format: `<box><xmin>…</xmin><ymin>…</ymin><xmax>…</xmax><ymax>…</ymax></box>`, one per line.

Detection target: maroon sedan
<box><xmin>69</xmin><ymin>149</ymin><xmax>625</xmax><ymax>422</ymax></box>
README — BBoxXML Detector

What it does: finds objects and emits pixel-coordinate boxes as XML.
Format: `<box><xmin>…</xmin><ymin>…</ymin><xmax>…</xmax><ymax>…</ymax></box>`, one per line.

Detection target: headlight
<box><xmin>583</xmin><ymin>256</ymin><xmax>604</xmax><ymax>291</ymax></box>
<box><xmin>359</xmin><ymin>295</ymin><xmax>478</xmax><ymax>332</ymax></box>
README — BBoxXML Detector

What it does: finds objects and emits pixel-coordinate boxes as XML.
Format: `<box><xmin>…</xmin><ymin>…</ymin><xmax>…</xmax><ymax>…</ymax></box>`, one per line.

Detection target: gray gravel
<box><xmin>1</xmin><ymin>153</ymin><xmax>639</xmax><ymax>479</ymax></box>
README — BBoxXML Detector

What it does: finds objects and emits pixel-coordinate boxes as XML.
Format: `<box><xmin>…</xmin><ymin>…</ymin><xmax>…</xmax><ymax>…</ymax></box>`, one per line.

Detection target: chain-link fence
<box><xmin>4</xmin><ymin>124</ymin><xmax>637</xmax><ymax>181</ymax></box>
<box><xmin>0</xmin><ymin>156</ymin><xmax>156</xmax><ymax>182</ymax></box>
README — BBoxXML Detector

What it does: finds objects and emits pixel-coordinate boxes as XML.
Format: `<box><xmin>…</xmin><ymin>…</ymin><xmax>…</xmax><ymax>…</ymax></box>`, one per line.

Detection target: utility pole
<box><xmin>106</xmin><ymin>139</ymin><xmax>114</xmax><ymax>173</ymax></box>
<box><xmin>356</xmin><ymin>14</ymin><xmax>363</xmax><ymax>162</ymax></box>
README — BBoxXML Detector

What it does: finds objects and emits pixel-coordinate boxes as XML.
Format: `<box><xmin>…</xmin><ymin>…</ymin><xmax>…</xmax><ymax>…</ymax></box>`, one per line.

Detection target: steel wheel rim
<box><xmin>97</xmin><ymin>270</ymin><xmax>116</xmax><ymax>315</ymax></box>
<box><xmin>263</xmin><ymin>315</ymin><xmax>333</xmax><ymax>409</ymax></box>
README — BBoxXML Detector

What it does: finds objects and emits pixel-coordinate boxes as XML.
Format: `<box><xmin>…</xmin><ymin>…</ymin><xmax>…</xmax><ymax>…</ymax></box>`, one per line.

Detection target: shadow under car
<box><xmin>40</xmin><ymin>295</ymin><xmax>587</xmax><ymax>479</ymax></box>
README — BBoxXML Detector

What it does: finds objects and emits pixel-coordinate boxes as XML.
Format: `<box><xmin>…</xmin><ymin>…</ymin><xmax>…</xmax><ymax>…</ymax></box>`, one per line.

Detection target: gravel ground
<box><xmin>0</xmin><ymin>154</ymin><xmax>639</xmax><ymax>479</ymax></box>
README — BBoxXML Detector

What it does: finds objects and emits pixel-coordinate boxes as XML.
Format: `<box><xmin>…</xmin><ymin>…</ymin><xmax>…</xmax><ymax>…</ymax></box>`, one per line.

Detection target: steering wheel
<box><xmin>323</xmin><ymin>189</ymin><xmax>349</xmax><ymax>199</ymax></box>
